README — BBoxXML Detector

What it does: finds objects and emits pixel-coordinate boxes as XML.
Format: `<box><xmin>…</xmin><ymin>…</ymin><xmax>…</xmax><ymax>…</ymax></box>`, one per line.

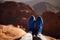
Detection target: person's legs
<box><xmin>21</xmin><ymin>16</ymin><xmax>44</xmax><ymax>40</ymax></box>
<box><xmin>27</xmin><ymin>15</ymin><xmax>35</xmax><ymax>32</ymax></box>
<box><xmin>33</xmin><ymin>16</ymin><xmax>44</xmax><ymax>40</ymax></box>
<box><xmin>35</xmin><ymin>16</ymin><xmax>43</xmax><ymax>35</ymax></box>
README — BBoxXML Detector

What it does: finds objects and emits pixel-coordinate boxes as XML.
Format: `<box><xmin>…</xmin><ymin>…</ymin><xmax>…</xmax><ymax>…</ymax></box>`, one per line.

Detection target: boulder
<box><xmin>41</xmin><ymin>11</ymin><xmax>60</xmax><ymax>39</ymax></box>
<box><xmin>0</xmin><ymin>1</ymin><xmax>38</xmax><ymax>31</ymax></box>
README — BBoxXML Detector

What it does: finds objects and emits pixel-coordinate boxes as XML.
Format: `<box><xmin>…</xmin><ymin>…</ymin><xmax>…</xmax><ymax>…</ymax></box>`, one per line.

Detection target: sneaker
<box><xmin>35</xmin><ymin>16</ymin><xmax>43</xmax><ymax>34</ymax></box>
<box><xmin>27</xmin><ymin>15</ymin><xmax>35</xmax><ymax>32</ymax></box>
<box><xmin>37</xmin><ymin>33</ymin><xmax>46</xmax><ymax>40</ymax></box>
<box><xmin>20</xmin><ymin>32</ymin><xmax>33</xmax><ymax>40</ymax></box>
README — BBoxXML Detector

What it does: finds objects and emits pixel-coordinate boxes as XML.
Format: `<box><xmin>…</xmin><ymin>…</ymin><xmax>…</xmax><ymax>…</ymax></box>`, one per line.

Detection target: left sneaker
<box><xmin>27</xmin><ymin>15</ymin><xmax>35</xmax><ymax>32</ymax></box>
<box><xmin>35</xmin><ymin>16</ymin><xmax>43</xmax><ymax>34</ymax></box>
<box><xmin>20</xmin><ymin>32</ymin><xmax>33</xmax><ymax>40</ymax></box>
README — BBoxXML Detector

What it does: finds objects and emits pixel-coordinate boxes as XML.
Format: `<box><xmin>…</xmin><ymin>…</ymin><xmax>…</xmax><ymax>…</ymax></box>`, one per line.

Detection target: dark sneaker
<box><xmin>27</xmin><ymin>15</ymin><xmax>35</xmax><ymax>32</ymax></box>
<box><xmin>35</xmin><ymin>16</ymin><xmax>43</xmax><ymax>34</ymax></box>
<box><xmin>33</xmin><ymin>36</ymin><xmax>41</xmax><ymax>40</ymax></box>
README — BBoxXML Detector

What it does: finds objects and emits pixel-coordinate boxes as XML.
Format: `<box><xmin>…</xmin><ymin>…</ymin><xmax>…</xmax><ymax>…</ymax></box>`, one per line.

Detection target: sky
<box><xmin>0</xmin><ymin>0</ymin><xmax>60</xmax><ymax>8</ymax></box>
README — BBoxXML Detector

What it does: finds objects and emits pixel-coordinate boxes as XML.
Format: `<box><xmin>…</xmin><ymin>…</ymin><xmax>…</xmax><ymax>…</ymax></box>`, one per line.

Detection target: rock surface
<box><xmin>41</xmin><ymin>11</ymin><xmax>60</xmax><ymax>39</ymax></box>
<box><xmin>0</xmin><ymin>1</ymin><xmax>38</xmax><ymax>31</ymax></box>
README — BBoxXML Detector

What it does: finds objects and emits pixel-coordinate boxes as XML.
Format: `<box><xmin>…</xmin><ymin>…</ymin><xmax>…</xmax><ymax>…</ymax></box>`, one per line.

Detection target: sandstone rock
<box><xmin>41</xmin><ymin>11</ymin><xmax>60</xmax><ymax>39</ymax></box>
<box><xmin>0</xmin><ymin>25</ymin><xmax>26</xmax><ymax>40</ymax></box>
<box><xmin>0</xmin><ymin>1</ymin><xmax>38</xmax><ymax>31</ymax></box>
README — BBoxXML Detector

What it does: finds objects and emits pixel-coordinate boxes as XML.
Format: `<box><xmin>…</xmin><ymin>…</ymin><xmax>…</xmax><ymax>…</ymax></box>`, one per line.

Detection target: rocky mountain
<box><xmin>33</xmin><ymin>2</ymin><xmax>60</xmax><ymax>14</ymax></box>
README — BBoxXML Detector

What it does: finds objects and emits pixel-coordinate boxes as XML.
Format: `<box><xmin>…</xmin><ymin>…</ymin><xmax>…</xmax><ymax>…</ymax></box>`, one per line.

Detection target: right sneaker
<box><xmin>37</xmin><ymin>33</ymin><xmax>46</xmax><ymax>40</ymax></box>
<box><xmin>27</xmin><ymin>15</ymin><xmax>35</xmax><ymax>32</ymax></box>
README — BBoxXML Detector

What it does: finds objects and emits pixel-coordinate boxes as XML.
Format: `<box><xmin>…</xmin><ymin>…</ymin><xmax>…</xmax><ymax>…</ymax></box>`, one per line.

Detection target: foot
<box><xmin>35</xmin><ymin>16</ymin><xmax>43</xmax><ymax>34</ymax></box>
<box><xmin>37</xmin><ymin>33</ymin><xmax>46</xmax><ymax>40</ymax></box>
<box><xmin>27</xmin><ymin>15</ymin><xmax>35</xmax><ymax>32</ymax></box>
<box><xmin>20</xmin><ymin>32</ymin><xmax>33</xmax><ymax>40</ymax></box>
